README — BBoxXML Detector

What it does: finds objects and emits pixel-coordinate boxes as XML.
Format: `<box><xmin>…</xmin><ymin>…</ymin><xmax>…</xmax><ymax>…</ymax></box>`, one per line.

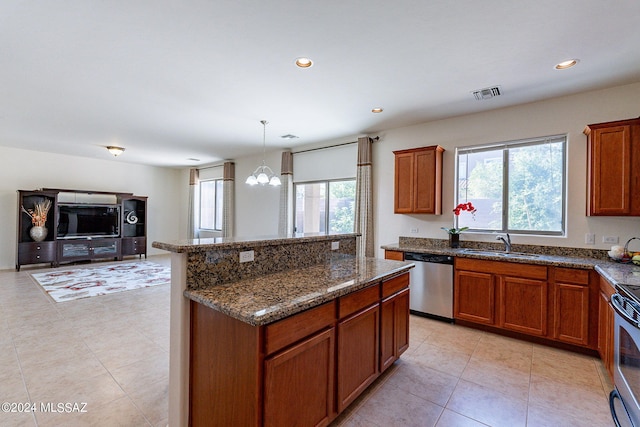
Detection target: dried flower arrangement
<box><xmin>21</xmin><ymin>198</ymin><xmax>52</xmax><ymax>227</ymax></box>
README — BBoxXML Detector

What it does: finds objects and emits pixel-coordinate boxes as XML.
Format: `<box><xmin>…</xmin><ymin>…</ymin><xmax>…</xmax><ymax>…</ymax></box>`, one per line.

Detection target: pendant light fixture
<box><xmin>246</xmin><ymin>120</ymin><xmax>281</xmax><ymax>186</ymax></box>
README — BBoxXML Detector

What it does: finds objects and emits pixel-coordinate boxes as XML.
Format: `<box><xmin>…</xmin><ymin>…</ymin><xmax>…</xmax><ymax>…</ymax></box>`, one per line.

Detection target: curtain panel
<box><xmin>278</xmin><ymin>151</ymin><xmax>293</xmax><ymax>235</ymax></box>
<box><xmin>355</xmin><ymin>137</ymin><xmax>374</xmax><ymax>257</ymax></box>
<box><xmin>223</xmin><ymin>162</ymin><xmax>235</xmax><ymax>238</ymax></box>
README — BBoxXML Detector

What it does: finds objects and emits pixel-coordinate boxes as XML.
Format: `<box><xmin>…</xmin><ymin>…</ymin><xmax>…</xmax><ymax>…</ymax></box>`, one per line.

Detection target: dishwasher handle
<box><xmin>404</xmin><ymin>252</ymin><xmax>453</xmax><ymax>264</ymax></box>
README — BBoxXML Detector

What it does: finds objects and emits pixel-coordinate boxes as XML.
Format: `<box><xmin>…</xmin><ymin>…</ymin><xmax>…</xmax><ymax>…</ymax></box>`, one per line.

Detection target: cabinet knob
<box><xmin>36</xmin><ymin>246</ymin><xmax>40</xmax><ymax>250</ymax></box>
<box><xmin>36</xmin><ymin>256</ymin><xmax>40</xmax><ymax>259</ymax></box>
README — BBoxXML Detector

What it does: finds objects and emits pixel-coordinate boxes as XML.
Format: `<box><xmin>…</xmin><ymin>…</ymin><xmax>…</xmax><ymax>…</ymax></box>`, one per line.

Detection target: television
<box><xmin>57</xmin><ymin>204</ymin><xmax>120</xmax><ymax>239</ymax></box>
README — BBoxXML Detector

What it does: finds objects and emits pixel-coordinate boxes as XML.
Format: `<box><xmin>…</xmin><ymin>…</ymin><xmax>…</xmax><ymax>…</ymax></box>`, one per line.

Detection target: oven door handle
<box><xmin>612</xmin><ymin>293</ymin><xmax>640</xmax><ymax>329</ymax></box>
<box><xmin>610</xmin><ymin>389</ymin><xmax>631</xmax><ymax>427</ymax></box>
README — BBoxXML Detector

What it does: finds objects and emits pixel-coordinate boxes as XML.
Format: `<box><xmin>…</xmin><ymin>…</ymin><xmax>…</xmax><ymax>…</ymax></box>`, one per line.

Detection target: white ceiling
<box><xmin>2</xmin><ymin>1</ymin><xmax>639</xmax><ymax>167</ymax></box>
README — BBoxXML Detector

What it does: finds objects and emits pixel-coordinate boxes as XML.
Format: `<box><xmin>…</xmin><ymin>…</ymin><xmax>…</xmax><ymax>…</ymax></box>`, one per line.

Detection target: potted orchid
<box><xmin>441</xmin><ymin>202</ymin><xmax>476</xmax><ymax>248</ymax></box>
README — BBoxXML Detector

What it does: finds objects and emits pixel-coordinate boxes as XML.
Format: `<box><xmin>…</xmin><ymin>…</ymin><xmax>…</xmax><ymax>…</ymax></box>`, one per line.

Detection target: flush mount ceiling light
<box><xmin>295</xmin><ymin>57</ymin><xmax>313</xmax><ymax>68</ymax></box>
<box><xmin>555</xmin><ymin>59</ymin><xmax>579</xmax><ymax>70</ymax></box>
<box><xmin>371</xmin><ymin>107</ymin><xmax>384</xmax><ymax>113</ymax></box>
<box><xmin>246</xmin><ymin>120</ymin><xmax>281</xmax><ymax>187</ymax></box>
<box><xmin>106</xmin><ymin>146</ymin><xmax>125</xmax><ymax>156</ymax></box>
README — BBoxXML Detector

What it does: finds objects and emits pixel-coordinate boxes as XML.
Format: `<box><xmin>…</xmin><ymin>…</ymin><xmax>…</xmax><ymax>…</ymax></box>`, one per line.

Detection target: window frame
<box><xmin>454</xmin><ymin>134</ymin><xmax>567</xmax><ymax>236</ymax></box>
<box><xmin>293</xmin><ymin>178</ymin><xmax>356</xmax><ymax>234</ymax></box>
<box><xmin>198</xmin><ymin>178</ymin><xmax>224</xmax><ymax>231</ymax></box>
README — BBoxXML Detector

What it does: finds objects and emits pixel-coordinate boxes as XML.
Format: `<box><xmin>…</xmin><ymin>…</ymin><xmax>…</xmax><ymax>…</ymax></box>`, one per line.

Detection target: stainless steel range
<box><xmin>610</xmin><ymin>284</ymin><xmax>640</xmax><ymax>427</ymax></box>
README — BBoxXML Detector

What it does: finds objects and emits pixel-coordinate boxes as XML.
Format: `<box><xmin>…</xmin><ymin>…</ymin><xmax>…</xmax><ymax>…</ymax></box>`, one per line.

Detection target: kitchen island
<box><xmin>152</xmin><ymin>233</ymin><xmax>413</xmax><ymax>426</ymax></box>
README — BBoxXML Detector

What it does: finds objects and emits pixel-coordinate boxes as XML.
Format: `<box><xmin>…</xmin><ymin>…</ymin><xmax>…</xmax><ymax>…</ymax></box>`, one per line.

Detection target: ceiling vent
<box><xmin>472</xmin><ymin>86</ymin><xmax>502</xmax><ymax>100</ymax></box>
<box><xmin>281</xmin><ymin>134</ymin><xmax>299</xmax><ymax>139</ymax></box>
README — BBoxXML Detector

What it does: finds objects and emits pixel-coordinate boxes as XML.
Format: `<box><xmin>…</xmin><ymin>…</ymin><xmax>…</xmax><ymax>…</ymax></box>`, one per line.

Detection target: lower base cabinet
<box><xmin>189</xmin><ymin>272</ymin><xmax>410</xmax><ymax>426</ymax></box>
<box><xmin>337</xmin><ymin>304</ymin><xmax>379</xmax><ymax>412</ymax></box>
<box><xmin>264</xmin><ymin>328</ymin><xmax>335</xmax><ymax>427</ymax></box>
<box><xmin>454</xmin><ymin>258</ymin><xmax>597</xmax><ymax>350</ymax></box>
<box><xmin>598</xmin><ymin>276</ymin><xmax>616</xmax><ymax>378</ymax></box>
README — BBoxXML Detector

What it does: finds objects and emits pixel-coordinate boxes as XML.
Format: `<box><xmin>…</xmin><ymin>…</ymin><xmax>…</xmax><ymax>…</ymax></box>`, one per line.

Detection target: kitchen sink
<box><xmin>460</xmin><ymin>249</ymin><xmax>540</xmax><ymax>258</ymax></box>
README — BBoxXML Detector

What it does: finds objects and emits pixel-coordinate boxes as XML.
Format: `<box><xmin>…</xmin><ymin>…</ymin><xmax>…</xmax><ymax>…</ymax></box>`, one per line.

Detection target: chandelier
<box><xmin>246</xmin><ymin>120</ymin><xmax>281</xmax><ymax>186</ymax></box>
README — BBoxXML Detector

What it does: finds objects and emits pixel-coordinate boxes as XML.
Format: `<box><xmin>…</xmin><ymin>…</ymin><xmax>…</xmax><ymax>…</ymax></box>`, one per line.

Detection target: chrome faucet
<box><xmin>496</xmin><ymin>233</ymin><xmax>512</xmax><ymax>252</ymax></box>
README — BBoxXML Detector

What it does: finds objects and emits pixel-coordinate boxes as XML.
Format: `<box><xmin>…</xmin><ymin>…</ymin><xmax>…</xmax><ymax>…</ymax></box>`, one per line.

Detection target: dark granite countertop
<box><xmin>383</xmin><ymin>237</ymin><xmax>640</xmax><ymax>287</ymax></box>
<box><xmin>184</xmin><ymin>256</ymin><xmax>414</xmax><ymax>326</ymax></box>
<box><xmin>153</xmin><ymin>232</ymin><xmax>358</xmax><ymax>253</ymax></box>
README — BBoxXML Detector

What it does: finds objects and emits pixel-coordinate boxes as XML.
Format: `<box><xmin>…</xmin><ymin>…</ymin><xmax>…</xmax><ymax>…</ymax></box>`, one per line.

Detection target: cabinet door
<box><xmin>91</xmin><ymin>239</ymin><xmax>119</xmax><ymax>258</ymax></box>
<box><xmin>500</xmin><ymin>276</ymin><xmax>547</xmax><ymax>336</ymax></box>
<box><xmin>590</xmin><ymin>125</ymin><xmax>633</xmax><ymax>215</ymax></box>
<box><xmin>380</xmin><ymin>289</ymin><xmax>409</xmax><ymax>372</ymax></box>
<box><xmin>394</xmin><ymin>152</ymin><xmax>414</xmax><ymax>213</ymax></box>
<box><xmin>337</xmin><ymin>304</ymin><xmax>379</xmax><ymax>412</ymax></box>
<box><xmin>414</xmin><ymin>149</ymin><xmax>438</xmax><ymax>213</ymax></box>
<box><xmin>553</xmin><ymin>282</ymin><xmax>589</xmax><ymax>346</ymax></box>
<box><xmin>264</xmin><ymin>328</ymin><xmax>335</xmax><ymax>427</ymax></box>
<box><xmin>58</xmin><ymin>241</ymin><xmax>91</xmax><ymax>261</ymax></box>
<box><xmin>454</xmin><ymin>270</ymin><xmax>495</xmax><ymax>325</ymax></box>
<box><xmin>598</xmin><ymin>291</ymin><xmax>614</xmax><ymax>378</ymax></box>
<box><xmin>121</xmin><ymin>237</ymin><xmax>147</xmax><ymax>256</ymax></box>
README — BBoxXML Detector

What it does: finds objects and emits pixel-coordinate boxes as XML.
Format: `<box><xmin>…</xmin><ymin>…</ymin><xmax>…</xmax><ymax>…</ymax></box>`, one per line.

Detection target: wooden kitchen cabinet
<box><xmin>393</xmin><ymin>145</ymin><xmax>444</xmax><ymax>214</ymax></box>
<box><xmin>454</xmin><ymin>259</ymin><xmax>600</xmax><ymax>351</ymax></box>
<box><xmin>337</xmin><ymin>285</ymin><xmax>380</xmax><ymax>412</ymax></box>
<box><xmin>454</xmin><ymin>268</ymin><xmax>496</xmax><ymax>325</ymax></box>
<box><xmin>500</xmin><ymin>275</ymin><xmax>548</xmax><ymax>336</ymax></box>
<box><xmin>380</xmin><ymin>274</ymin><xmax>410</xmax><ymax>372</ymax></box>
<box><xmin>264</xmin><ymin>328</ymin><xmax>335</xmax><ymax>427</ymax></box>
<box><xmin>190</xmin><ymin>272</ymin><xmax>411</xmax><ymax>426</ymax></box>
<box><xmin>384</xmin><ymin>250</ymin><xmax>404</xmax><ymax>261</ymax></box>
<box><xmin>584</xmin><ymin>117</ymin><xmax>640</xmax><ymax>216</ymax></box>
<box><xmin>598</xmin><ymin>275</ymin><xmax>616</xmax><ymax>379</ymax></box>
<box><xmin>551</xmin><ymin>267</ymin><xmax>591</xmax><ymax>346</ymax></box>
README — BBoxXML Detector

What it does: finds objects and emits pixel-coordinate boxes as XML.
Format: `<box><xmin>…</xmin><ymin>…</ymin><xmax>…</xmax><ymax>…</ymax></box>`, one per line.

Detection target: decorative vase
<box><xmin>30</xmin><ymin>225</ymin><xmax>48</xmax><ymax>242</ymax></box>
<box><xmin>449</xmin><ymin>233</ymin><xmax>460</xmax><ymax>248</ymax></box>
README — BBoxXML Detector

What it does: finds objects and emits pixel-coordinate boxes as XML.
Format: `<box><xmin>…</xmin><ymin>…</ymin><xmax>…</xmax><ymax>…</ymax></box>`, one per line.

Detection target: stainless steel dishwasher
<box><xmin>404</xmin><ymin>252</ymin><xmax>454</xmax><ymax>321</ymax></box>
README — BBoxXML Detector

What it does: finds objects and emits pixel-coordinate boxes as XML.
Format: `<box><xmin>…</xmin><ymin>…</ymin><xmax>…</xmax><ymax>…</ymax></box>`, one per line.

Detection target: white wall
<box><xmin>373</xmin><ymin>82</ymin><xmax>640</xmax><ymax>257</ymax></box>
<box><xmin>0</xmin><ymin>146</ymin><xmax>185</xmax><ymax>270</ymax></box>
<box><xmin>233</xmin><ymin>150</ymin><xmax>283</xmax><ymax>237</ymax></box>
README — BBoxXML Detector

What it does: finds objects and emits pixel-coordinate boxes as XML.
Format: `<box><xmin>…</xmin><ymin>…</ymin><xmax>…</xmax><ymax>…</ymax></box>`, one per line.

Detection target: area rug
<box><xmin>31</xmin><ymin>262</ymin><xmax>171</xmax><ymax>302</ymax></box>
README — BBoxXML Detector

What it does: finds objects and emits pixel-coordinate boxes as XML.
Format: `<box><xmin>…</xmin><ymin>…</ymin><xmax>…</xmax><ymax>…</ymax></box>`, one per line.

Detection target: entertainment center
<box><xmin>16</xmin><ymin>189</ymin><xmax>147</xmax><ymax>271</ymax></box>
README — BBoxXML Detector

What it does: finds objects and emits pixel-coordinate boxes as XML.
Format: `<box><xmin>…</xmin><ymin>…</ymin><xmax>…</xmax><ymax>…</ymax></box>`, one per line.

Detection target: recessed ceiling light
<box><xmin>371</xmin><ymin>108</ymin><xmax>384</xmax><ymax>113</ymax></box>
<box><xmin>295</xmin><ymin>57</ymin><xmax>313</xmax><ymax>68</ymax></box>
<box><xmin>555</xmin><ymin>59</ymin><xmax>579</xmax><ymax>70</ymax></box>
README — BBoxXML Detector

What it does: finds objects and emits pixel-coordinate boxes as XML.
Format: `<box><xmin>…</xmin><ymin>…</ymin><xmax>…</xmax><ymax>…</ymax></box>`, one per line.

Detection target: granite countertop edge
<box><xmin>153</xmin><ymin>233</ymin><xmax>359</xmax><ymax>253</ymax></box>
<box><xmin>184</xmin><ymin>258</ymin><xmax>414</xmax><ymax>326</ymax></box>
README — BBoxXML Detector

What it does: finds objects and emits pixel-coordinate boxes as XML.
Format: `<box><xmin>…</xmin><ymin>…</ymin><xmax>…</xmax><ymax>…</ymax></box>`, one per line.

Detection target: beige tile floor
<box><xmin>1</xmin><ymin>256</ymin><xmax>614</xmax><ymax>426</ymax></box>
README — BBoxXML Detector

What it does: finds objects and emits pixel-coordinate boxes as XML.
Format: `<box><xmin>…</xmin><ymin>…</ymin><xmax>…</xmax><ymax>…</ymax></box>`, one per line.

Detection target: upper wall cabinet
<box><xmin>584</xmin><ymin>117</ymin><xmax>640</xmax><ymax>216</ymax></box>
<box><xmin>393</xmin><ymin>145</ymin><xmax>444</xmax><ymax>214</ymax></box>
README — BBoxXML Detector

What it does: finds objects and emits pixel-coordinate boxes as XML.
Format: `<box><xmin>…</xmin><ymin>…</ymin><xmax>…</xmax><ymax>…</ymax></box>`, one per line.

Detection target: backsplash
<box><xmin>398</xmin><ymin>236</ymin><xmax>610</xmax><ymax>260</ymax></box>
<box><xmin>187</xmin><ymin>235</ymin><xmax>357</xmax><ymax>290</ymax></box>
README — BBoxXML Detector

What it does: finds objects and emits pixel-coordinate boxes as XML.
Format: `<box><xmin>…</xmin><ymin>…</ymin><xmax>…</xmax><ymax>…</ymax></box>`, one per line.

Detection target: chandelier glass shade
<box><xmin>246</xmin><ymin>120</ymin><xmax>281</xmax><ymax>186</ymax></box>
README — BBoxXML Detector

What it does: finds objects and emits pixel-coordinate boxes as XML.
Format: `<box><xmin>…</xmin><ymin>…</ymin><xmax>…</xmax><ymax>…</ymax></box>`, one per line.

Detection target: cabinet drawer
<box><xmin>339</xmin><ymin>284</ymin><xmax>380</xmax><ymax>319</ymax></box>
<box><xmin>456</xmin><ymin>257</ymin><xmax>547</xmax><ymax>280</ymax></box>
<box><xmin>554</xmin><ymin>267</ymin><xmax>589</xmax><ymax>285</ymax></box>
<box><xmin>382</xmin><ymin>273</ymin><xmax>409</xmax><ymax>298</ymax></box>
<box><xmin>18</xmin><ymin>242</ymin><xmax>56</xmax><ymax>264</ymax></box>
<box><xmin>265</xmin><ymin>301</ymin><xmax>336</xmax><ymax>355</ymax></box>
<box><xmin>122</xmin><ymin>237</ymin><xmax>146</xmax><ymax>254</ymax></box>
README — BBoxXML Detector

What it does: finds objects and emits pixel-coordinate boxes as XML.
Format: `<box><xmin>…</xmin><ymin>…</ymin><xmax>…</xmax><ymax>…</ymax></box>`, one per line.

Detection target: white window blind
<box><xmin>293</xmin><ymin>144</ymin><xmax>357</xmax><ymax>182</ymax></box>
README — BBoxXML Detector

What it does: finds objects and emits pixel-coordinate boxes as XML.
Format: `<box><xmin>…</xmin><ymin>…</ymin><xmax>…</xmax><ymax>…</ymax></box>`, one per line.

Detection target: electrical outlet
<box><xmin>585</xmin><ymin>233</ymin><xmax>595</xmax><ymax>245</ymax></box>
<box><xmin>331</xmin><ymin>241</ymin><xmax>340</xmax><ymax>250</ymax></box>
<box><xmin>239</xmin><ymin>250</ymin><xmax>254</xmax><ymax>263</ymax></box>
<box><xmin>410</xmin><ymin>228</ymin><xmax>419</xmax><ymax>234</ymax></box>
<box><xmin>603</xmin><ymin>236</ymin><xmax>619</xmax><ymax>244</ymax></box>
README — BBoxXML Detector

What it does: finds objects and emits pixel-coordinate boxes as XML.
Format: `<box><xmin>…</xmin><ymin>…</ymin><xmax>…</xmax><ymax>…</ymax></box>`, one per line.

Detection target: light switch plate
<box><xmin>331</xmin><ymin>241</ymin><xmax>340</xmax><ymax>250</ymax></box>
<box><xmin>585</xmin><ymin>233</ymin><xmax>595</xmax><ymax>245</ymax></box>
<box><xmin>603</xmin><ymin>236</ymin><xmax>619</xmax><ymax>244</ymax></box>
